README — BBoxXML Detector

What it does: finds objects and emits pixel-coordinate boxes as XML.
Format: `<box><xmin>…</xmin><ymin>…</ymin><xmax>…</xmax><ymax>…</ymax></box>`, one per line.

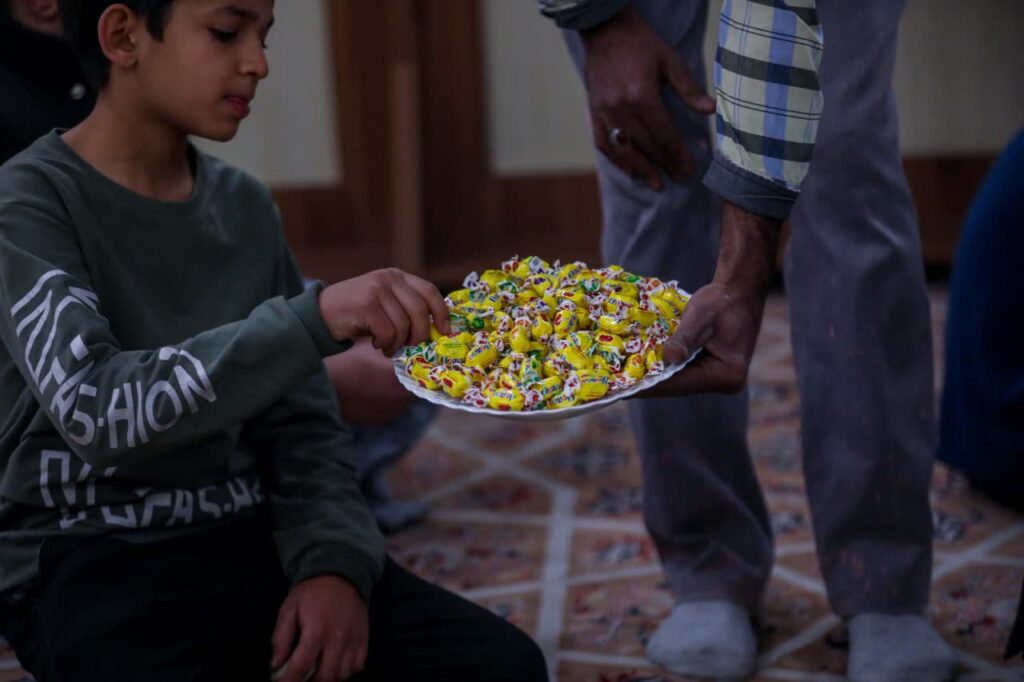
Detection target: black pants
<box><xmin>0</xmin><ymin>515</ymin><xmax>547</xmax><ymax>681</ymax></box>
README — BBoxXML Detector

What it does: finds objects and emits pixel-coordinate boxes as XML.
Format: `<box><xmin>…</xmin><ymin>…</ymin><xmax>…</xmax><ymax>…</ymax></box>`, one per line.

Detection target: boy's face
<box><xmin>133</xmin><ymin>0</ymin><xmax>274</xmax><ymax>142</ymax></box>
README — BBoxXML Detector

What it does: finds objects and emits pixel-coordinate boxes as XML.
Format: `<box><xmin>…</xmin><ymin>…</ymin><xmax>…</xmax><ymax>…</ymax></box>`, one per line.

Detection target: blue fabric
<box><xmin>938</xmin><ymin>129</ymin><xmax>1024</xmax><ymax>511</ymax></box>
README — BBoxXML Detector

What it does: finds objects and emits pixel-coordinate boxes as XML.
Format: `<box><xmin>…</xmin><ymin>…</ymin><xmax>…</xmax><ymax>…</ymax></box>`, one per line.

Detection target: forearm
<box><xmin>713</xmin><ymin>202</ymin><xmax>782</xmax><ymax>297</ymax></box>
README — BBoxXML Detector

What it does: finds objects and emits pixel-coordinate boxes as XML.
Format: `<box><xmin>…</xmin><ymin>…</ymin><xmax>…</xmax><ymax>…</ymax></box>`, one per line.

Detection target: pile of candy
<box><xmin>399</xmin><ymin>256</ymin><xmax>690</xmax><ymax>412</ymax></box>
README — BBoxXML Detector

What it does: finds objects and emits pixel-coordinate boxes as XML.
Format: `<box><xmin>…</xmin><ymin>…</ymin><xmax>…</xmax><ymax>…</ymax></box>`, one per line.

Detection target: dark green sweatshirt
<box><xmin>0</xmin><ymin>132</ymin><xmax>384</xmax><ymax>599</ymax></box>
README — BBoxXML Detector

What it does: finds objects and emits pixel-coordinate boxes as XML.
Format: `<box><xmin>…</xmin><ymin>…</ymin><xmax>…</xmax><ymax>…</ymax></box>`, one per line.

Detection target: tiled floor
<box><xmin>2</xmin><ymin>288</ymin><xmax>1021</xmax><ymax>681</ymax></box>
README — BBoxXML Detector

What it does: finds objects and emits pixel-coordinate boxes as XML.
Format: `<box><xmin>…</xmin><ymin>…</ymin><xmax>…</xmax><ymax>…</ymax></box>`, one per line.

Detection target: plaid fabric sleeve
<box><xmin>537</xmin><ymin>0</ymin><xmax>630</xmax><ymax>31</ymax></box>
<box><xmin>703</xmin><ymin>0</ymin><xmax>824</xmax><ymax>221</ymax></box>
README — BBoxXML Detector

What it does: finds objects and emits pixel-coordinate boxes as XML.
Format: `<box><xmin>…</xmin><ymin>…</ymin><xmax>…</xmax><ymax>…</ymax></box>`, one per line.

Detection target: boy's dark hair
<box><xmin>58</xmin><ymin>0</ymin><xmax>176</xmax><ymax>88</ymax></box>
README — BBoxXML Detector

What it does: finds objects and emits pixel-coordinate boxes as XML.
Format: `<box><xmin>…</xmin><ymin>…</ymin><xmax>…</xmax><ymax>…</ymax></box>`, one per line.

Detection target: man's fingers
<box><xmin>639</xmin><ymin>101</ymin><xmax>694</xmax><ymax>180</ymax></box>
<box><xmin>271</xmin><ymin>604</ymin><xmax>298</xmax><ymax>671</ymax></box>
<box><xmin>403</xmin><ymin>274</ymin><xmax>450</xmax><ymax>335</ymax></box>
<box><xmin>622</xmin><ymin>114</ymin><xmax>680</xmax><ymax>182</ymax></box>
<box><xmin>664</xmin><ymin>296</ymin><xmax>720</xmax><ymax>363</ymax></box>
<box><xmin>661</xmin><ymin>50</ymin><xmax>715</xmax><ymax>114</ymax></box>
<box><xmin>594</xmin><ymin>117</ymin><xmax>660</xmax><ymax>188</ymax></box>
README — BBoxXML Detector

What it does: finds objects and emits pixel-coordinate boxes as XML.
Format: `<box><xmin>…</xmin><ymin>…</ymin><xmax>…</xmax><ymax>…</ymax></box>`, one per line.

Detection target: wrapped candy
<box><xmin>575</xmin><ymin>370</ymin><xmax>611</xmax><ymax>401</ymax></box>
<box><xmin>465</xmin><ymin>343</ymin><xmax>498</xmax><ymax>370</ymax></box>
<box><xmin>436</xmin><ymin>334</ymin><xmax>472</xmax><ymax>363</ymax></box>
<box><xmin>440</xmin><ymin>368</ymin><xmax>473</xmax><ymax>398</ymax></box>
<box><xmin>488</xmin><ymin>387</ymin><xmax>525</xmax><ymax>411</ymax></box>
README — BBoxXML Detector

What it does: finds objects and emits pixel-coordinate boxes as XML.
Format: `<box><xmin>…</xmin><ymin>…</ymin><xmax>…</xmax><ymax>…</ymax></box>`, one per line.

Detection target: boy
<box><xmin>0</xmin><ymin>0</ymin><xmax>548</xmax><ymax>680</ymax></box>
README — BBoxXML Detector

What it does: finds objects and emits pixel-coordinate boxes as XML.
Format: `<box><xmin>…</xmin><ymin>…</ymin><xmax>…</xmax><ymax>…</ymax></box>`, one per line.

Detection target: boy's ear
<box><xmin>97</xmin><ymin>4</ymin><xmax>141</xmax><ymax>73</ymax></box>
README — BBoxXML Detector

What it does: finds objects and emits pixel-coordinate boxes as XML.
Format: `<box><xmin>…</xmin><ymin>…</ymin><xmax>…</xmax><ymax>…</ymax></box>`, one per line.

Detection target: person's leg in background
<box><xmin>324</xmin><ymin>338</ymin><xmax>436</xmax><ymax>533</ymax></box>
<box><xmin>785</xmin><ymin>1</ymin><xmax>956</xmax><ymax>679</ymax></box>
<box><xmin>565</xmin><ymin>2</ymin><xmax>770</xmax><ymax>677</ymax></box>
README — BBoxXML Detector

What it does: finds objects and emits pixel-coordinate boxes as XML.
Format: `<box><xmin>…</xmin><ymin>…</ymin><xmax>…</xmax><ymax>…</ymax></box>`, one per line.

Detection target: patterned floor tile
<box><xmin>577</xmin><ymin>407</ymin><xmax>639</xmax><ymax>447</ymax></box>
<box><xmin>929</xmin><ymin>563</ymin><xmax>1024</xmax><ymax>667</ymax></box>
<box><xmin>930</xmin><ymin>472</ymin><xmax>1023</xmax><ymax>552</ymax></box>
<box><xmin>993</xmin><ymin>531</ymin><xmax>1024</xmax><ymax>560</ymax></box>
<box><xmin>569</xmin><ymin>530</ymin><xmax>659</xmax><ymax>576</ymax></box>
<box><xmin>748</xmin><ymin>383</ymin><xmax>801</xmax><ymax>429</ymax></box>
<box><xmin>526</xmin><ymin>436</ymin><xmax>639</xmax><ymax>486</ymax></box>
<box><xmin>522</xmin><ymin>435</ymin><xmax>645</xmax><ymax>520</ymax></box>
<box><xmin>561</xmin><ymin>574</ymin><xmax>674</xmax><ymax>657</ymax></box>
<box><xmin>576</xmin><ymin>482</ymin><xmax>645</xmax><ymax>520</ymax></box>
<box><xmin>385</xmin><ymin>441</ymin><xmax>483</xmax><ymax>501</ymax></box>
<box><xmin>385</xmin><ymin>519</ymin><xmax>547</xmax><ymax>591</ymax></box>
<box><xmin>776</xmin><ymin>551</ymin><xmax>824</xmax><ymax>582</ymax></box>
<box><xmin>759</xmin><ymin>579</ymin><xmax>843</xmax><ymax>675</ymax></box>
<box><xmin>750</xmin><ymin>425</ymin><xmax>806</xmax><ymax>498</ymax></box>
<box><xmin>767</xmin><ymin>496</ymin><xmax>815</xmax><ymax>547</ymax></box>
<box><xmin>433</xmin><ymin>473</ymin><xmax>553</xmax><ymax>514</ymax></box>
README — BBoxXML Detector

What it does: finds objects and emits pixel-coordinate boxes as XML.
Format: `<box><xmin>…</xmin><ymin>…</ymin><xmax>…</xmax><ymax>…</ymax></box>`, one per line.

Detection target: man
<box><xmin>540</xmin><ymin>0</ymin><xmax>957</xmax><ymax>680</ymax></box>
<box><xmin>0</xmin><ymin>0</ymin><xmax>95</xmax><ymax>164</ymax></box>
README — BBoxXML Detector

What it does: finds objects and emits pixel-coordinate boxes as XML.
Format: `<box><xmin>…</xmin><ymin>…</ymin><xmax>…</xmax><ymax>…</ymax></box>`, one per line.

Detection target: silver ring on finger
<box><xmin>609</xmin><ymin>127</ymin><xmax>629</xmax><ymax>149</ymax></box>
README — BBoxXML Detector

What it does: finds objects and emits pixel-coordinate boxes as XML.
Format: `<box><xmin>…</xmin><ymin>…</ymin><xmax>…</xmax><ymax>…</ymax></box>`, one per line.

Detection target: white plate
<box><xmin>391</xmin><ymin>349</ymin><xmax>701</xmax><ymax>421</ymax></box>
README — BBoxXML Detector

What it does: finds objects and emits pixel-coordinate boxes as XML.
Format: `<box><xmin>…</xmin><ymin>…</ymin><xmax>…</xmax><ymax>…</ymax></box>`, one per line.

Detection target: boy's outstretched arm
<box><xmin>0</xmin><ymin>195</ymin><xmax>352</xmax><ymax>470</ymax></box>
<box><xmin>0</xmin><ymin>183</ymin><xmax>446</xmax><ymax>472</ymax></box>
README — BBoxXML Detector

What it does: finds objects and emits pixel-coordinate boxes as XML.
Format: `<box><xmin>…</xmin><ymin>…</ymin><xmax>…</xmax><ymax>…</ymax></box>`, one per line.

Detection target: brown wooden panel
<box><xmin>418</xmin><ymin>0</ymin><xmax>492</xmax><ymax>265</ymax></box>
<box><xmin>904</xmin><ymin>155</ymin><xmax>994</xmax><ymax>265</ymax></box>
<box><xmin>423</xmin><ymin>180</ymin><xmax>602</xmax><ymax>289</ymax></box>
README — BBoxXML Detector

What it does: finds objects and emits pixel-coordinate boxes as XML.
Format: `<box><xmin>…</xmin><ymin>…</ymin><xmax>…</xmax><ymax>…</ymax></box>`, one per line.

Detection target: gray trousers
<box><xmin>566</xmin><ymin>0</ymin><xmax>935</xmax><ymax>616</ymax></box>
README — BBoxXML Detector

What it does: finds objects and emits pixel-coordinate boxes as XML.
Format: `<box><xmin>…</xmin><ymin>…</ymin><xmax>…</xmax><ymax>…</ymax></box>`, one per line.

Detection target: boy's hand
<box><xmin>318</xmin><ymin>268</ymin><xmax>450</xmax><ymax>356</ymax></box>
<box><xmin>270</xmin><ymin>575</ymin><xmax>369</xmax><ymax>682</ymax></box>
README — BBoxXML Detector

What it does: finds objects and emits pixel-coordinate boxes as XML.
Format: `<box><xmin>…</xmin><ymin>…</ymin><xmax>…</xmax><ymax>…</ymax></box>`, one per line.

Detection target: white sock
<box><xmin>848</xmin><ymin>613</ymin><xmax>958</xmax><ymax>682</ymax></box>
<box><xmin>645</xmin><ymin>600</ymin><xmax>757</xmax><ymax>680</ymax></box>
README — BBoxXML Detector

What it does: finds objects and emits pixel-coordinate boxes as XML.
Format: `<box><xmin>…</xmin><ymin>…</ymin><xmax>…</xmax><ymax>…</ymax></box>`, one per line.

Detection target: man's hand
<box><xmin>646</xmin><ymin>282</ymin><xmax>765</xmax><ymax>395</ymax></box>
<box><xmin>581</xmin><ymin>5</ymin><xmax>715</xmax><ymax>190</ymax></box>
<box><xmin>643</xmin><ymin>202</ymin><xmax>782</xmax><ymax>396</ymax></box>
<box><xmin>318</xmin><ymin>268</ymin><xmax>449</xmax><ymax>356</ymax></box>
<box><xmin>270</xmin><ymin>575</ymin><xmax>369</xmax><ymax>682</ymax></box>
